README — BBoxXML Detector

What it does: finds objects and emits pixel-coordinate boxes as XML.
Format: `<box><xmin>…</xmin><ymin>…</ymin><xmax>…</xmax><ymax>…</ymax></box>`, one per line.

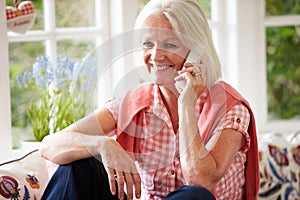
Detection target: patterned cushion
<box><xmin>258</xmin><ymin>131</ymin><xmax>300</xmax><ymax>199</ymax></box>
<box><xmin>0</xmin><ymin>149</ymin><xmax>49</xmax><ymax>199</ymax></box>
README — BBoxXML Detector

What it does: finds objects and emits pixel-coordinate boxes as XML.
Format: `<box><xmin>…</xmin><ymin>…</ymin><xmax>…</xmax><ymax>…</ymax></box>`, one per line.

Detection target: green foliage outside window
<box><xmin>265</xmin><ymin>0</ymin><xmax>300</xmax><ymax>119</ymax></box>
<box><xmin>266</xmin><ymin>26</ymin><xmax>300</xmax><ymax>119</ymax></box>
<box><xmin>266</xmin><ymin>0</ymin><xmax>300</xmax><ymax>16</ymax></box>
<box><xmin>137</xmin><ymin>0</ymin><xmax>211</xmax><ymax>18</ymax></box>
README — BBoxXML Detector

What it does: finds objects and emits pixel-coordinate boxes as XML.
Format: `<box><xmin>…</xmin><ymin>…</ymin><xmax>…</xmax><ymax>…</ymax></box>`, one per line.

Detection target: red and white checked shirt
<box><xmin>105</xmin><ymin>84</ymin><xmax>251</xmax><ymax>200</ymax></box>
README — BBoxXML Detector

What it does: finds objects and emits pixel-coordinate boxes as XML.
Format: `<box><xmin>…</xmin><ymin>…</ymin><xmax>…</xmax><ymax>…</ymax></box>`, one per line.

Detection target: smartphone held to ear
<box><xmin>185</xmin><ymin>51</ymin><xmax>201</xmax><ymax>64</ymax></box>
<box><xmin>175</xmin><ymin>51</ymin><xmax>201</xmax><ymax>93</ymax></box>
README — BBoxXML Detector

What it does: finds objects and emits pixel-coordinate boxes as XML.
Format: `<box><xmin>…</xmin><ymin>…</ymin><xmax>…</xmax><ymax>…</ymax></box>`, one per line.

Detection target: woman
<box><xmin>40</xmin><ymin>0</ymin><xmax>259</xmax><ymax>199</ymax></box>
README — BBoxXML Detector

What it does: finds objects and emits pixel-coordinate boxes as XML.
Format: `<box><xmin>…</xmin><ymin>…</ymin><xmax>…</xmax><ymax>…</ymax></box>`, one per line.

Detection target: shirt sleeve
<box><xmin>104</xmin><ymin>97</ymin><xmax>121</xmax><ymax>121</ymax></box>
<box><xmin>214</xmin><ymin>103</ymin><xmax>251</xmax><ymax>152</ymax></box>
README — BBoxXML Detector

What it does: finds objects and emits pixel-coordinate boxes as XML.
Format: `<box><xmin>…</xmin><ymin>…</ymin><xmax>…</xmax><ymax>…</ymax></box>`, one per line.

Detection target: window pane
<box><xmin>266</xmin><ymin>26</ymin><xmax>300</xmax><ymax>119</ymax></box>
<box><xmin>137</xmin><ymin>0</ymin><xmax>150</xmax><ymax>12</ymax></box>
<box><xmin>57</xmin><ymin>39</ymin><xmax>97</xmax><ymax>112</ymax></box>
<box><xmin>265</xmin><ymin>0</ymin><xmax>300</xmax><ymax>16</ymax></box>
<box><xmin>6</xmin><ymin>0</ymin><xmax>44</xmax><ymax>30</ymax></box>
<box><xmin>9</xmin><ymin>42</ymin><xmax>45</xmax><ymax>148</ymax></box>
<box><xmin>55</xmin><ymin>0</ymin><xmax>96</xmax><ymax>27</ymax></box>
<box><xmin>198</xmin><ymin>0</ymin><xmax>211</xmax><ymax>19</ymax></box>
<box><xmin>57</xmin><ymin>39</ymin><xmax>96</xmax><ymax>60</ymax></box>
<box><xmin>137</xmin><ymin>0</ymin><xmax>211</xmax><ymax>18</ymax></box>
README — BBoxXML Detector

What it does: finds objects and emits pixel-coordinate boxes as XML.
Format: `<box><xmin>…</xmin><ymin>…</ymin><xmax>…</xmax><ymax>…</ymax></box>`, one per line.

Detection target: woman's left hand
<box><xmin>175</xmin><ymin>62</ymin><xmax>206</xmax><ymax>106</ymax></box>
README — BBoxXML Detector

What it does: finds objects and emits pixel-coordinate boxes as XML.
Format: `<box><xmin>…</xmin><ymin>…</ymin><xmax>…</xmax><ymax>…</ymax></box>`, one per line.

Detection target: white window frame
<box><xmin>260</xmin><ymin>1</ymin><xmax>300</xmax><ymax>133</ymax></box>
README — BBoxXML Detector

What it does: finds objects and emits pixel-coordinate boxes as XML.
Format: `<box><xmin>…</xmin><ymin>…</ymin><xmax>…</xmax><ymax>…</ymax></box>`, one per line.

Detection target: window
<box><xmin>211</xmin><ymin>0</ymin><xmax>300</xmax><ymax>134</ymax></box>
<box><xmin>262</xmin><ymin>0</ymin><xmax>300</xmax><ymax>132</ymax></box>
<box><xmin>137</xmin><ymin>0</ymin><xmax>211</xmax><ymax>17</ymax></box>
<box><xmin>1</xmin><ymin>0</ymin><xmax>138</xmax><ymax>159</ymax></box>
<box><xmin>265</xmin><ymin>0</ymin><xmax>300</xmax><ymax>120</ymax></box>
<box><xmin>7</xmin><ymin>0</ymin><xmax>106</xmax><ymax>150</ymax></box>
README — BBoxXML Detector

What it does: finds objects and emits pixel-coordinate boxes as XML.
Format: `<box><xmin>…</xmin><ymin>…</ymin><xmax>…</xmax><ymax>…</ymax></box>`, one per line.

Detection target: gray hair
<box><xmin>135</xmin><ymin>0</ymin><xmax>222</xmax><ymax>85</ymax></box>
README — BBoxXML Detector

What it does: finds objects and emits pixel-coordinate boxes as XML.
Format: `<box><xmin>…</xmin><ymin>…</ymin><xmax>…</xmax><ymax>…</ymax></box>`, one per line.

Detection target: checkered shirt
<box><xmin>106</xmin><ymin>85</ymin><xmax>250</xmax><ymax>200</ymax></box>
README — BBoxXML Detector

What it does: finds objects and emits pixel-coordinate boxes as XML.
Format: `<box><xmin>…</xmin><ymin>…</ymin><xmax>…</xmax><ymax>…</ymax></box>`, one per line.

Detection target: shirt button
<box><xmin>236</xmin><ymin>118</ymin><xmax>241</xmax><ymax>123</ymax></box>
<box><xmin>171</xmin><ymin>170</ymin><xmax>175</xmax><ymax>175</ymax></box>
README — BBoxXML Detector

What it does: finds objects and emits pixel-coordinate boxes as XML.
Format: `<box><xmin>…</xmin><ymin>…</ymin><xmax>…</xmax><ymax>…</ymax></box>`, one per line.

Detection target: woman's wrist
<box><xmin>87</xmin><ymin>135</ymin><xmax>112</xmax><ymax>156</ymax></box>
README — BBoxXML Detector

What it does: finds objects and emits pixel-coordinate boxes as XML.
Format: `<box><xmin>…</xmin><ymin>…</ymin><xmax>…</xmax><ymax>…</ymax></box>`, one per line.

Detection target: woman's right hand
<box><xmin>101</xmin><ymin>138</ymin><xmax>141</xmax><ymax>200</ymax></box>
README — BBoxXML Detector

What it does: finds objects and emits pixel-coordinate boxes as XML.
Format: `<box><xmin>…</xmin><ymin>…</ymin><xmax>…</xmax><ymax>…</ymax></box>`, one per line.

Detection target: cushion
<box><xmin>0</xmin><ymin>149</ymin><xmax>49</xmax><ymax>199</ymax></box>
<box><xmin>258</xmin><ymin>131</ymin><xmax>300</xmax><ymax>199</ymax></box>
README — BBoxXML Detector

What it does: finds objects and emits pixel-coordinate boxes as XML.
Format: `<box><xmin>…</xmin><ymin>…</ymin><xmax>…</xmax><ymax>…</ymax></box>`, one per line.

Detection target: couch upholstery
<box><xmin>0</xmin><ymin>149</ymin><xmax>48</xmax><ymax>199</ymax></box>
<box><xmin>258</xmin><ymin>131</ymin><xmax>300</xmax><ymax>199</ymax></box>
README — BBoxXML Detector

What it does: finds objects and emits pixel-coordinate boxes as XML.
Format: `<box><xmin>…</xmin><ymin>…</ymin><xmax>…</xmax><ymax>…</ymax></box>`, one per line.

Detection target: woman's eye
<box><xmin>142</xmin><ymin>41</ymin><xmax>154</xmax><ymax>48</ymax></box>
<box><xmin>164</xmin><ymin>43</ymin><xmax>177</xmax><ymax>49</ymax></box>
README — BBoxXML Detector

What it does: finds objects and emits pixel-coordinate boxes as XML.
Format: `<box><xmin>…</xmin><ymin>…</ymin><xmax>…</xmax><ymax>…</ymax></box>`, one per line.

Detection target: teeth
<box><xmin>152</xmin><ymin>65</ymin><xmax>171</xmax><ymax>71</ymax></box>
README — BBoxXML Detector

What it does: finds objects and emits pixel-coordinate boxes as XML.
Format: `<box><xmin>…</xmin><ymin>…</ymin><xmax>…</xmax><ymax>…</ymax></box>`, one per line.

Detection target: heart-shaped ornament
<box><xmin>6</xmin><ymin>1</ymin><xmax>36</xmax><ymax>34</ymax></box>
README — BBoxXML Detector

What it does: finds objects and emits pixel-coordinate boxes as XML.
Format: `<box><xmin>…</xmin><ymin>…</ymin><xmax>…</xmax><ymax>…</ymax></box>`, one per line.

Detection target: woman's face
<box><xmin>141</xmin><ymin>14</ymin><xmax>189</xmax><ymax>73</ymax></box>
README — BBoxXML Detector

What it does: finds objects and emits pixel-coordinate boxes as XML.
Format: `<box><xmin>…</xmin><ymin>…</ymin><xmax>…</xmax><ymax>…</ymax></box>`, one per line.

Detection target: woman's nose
<box><xmin>150</xmin><ymin>47</ymin><xmax>165</xmax><ymax>61</ymax></box>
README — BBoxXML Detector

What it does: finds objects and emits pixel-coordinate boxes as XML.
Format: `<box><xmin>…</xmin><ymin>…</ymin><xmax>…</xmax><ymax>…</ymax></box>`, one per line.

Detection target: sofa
<box><xmin>258</xmin><ymin>131</ymin><xmax>300</xmax><ymax>199</ymax></box>
<box><xmin>0</xmin><ymin>131</ymin><xmax>299</xmax><ymax>199</ymax></box>
<box><xmin>0</xmin><ymin>149</ymin><xmax>49</xmax><ymax>199</ymax></box>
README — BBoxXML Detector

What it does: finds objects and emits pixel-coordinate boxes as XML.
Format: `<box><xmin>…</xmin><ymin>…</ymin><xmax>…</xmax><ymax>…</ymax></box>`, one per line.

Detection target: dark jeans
<box><xmin>41</xmin><ymin>157</ymin><xmax>215</xmax><ymax>200</ymax></box>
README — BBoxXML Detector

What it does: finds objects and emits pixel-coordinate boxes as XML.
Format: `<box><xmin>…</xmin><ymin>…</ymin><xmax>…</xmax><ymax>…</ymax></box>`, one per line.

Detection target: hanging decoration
<box><xmin>6</xmin><ymin>0</ymin><xmax>36</xmax><ymax>34</ymax></box>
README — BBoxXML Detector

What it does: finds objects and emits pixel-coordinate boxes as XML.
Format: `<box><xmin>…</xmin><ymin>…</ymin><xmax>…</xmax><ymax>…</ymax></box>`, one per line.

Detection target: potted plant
<box><xmin>17</xmin><ymin>55</ymin><xmax>94</xmax><ymax>142</ymax></box>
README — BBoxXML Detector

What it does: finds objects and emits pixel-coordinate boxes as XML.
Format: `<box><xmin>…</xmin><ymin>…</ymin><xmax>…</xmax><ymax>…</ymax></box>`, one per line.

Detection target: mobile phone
<box><xmin>174</xmin><ymin>51</ymin><xmax>200</xmax><ymax>93</ymax></box>
<box><xmin>185</xmin><ymin>50</ymin><xmax>201</xmax><ymax>64</ymax></box>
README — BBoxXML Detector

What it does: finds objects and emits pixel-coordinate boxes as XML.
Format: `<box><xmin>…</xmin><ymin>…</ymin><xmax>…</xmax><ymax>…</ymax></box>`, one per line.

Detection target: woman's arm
<box><xmin>40</xmin><ymin>106</ymin><xmax>116</xmax><ymax>164</ymax></box>
<box><xmin>176</xmin><ymin>64</ymin><xmax>246</xmax><ymax>189</ymax></box>
<box><xmin>40</xmin><ymin>106</ymin><xmax>141</xmax><ymax>199</ymax></box>
<box><xmin>178</xmin><ymin>103</ymin><xmax>245</xmax><ymax>189</ymax></box>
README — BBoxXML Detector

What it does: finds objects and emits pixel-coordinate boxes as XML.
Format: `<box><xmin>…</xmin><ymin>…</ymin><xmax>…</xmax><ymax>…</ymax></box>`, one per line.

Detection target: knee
<box><xmin>165</xmin><ymin>185</ymin><xmax>215</xmax><ymax>200</ymax></box>
<box><xmin>187</xmin><ymin>185</ymin><xmax>215</xmax><ymax>199</ymax></box>
<box><xmin>67</xmin><ymin>156</ymin><xmax>107</xmax><ymax>178</ymax></box>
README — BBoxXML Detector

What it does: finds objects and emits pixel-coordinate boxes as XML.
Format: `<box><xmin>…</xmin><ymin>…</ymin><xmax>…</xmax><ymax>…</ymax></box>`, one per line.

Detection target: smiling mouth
<box><xmin>150</xmin><ymin>64</ymin><xmax>172</xmax><ymax>71</ymax></box>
